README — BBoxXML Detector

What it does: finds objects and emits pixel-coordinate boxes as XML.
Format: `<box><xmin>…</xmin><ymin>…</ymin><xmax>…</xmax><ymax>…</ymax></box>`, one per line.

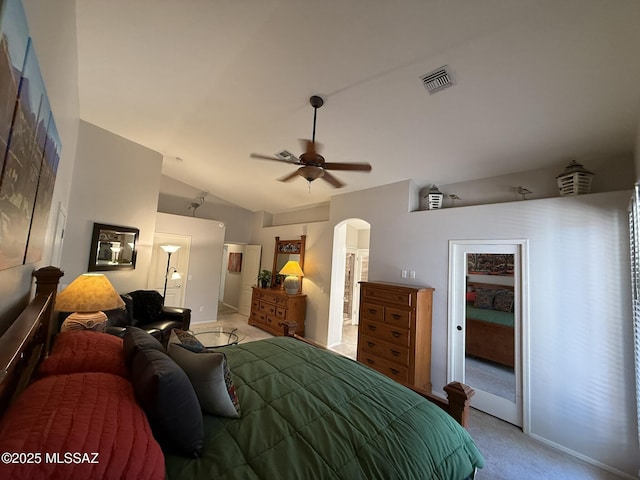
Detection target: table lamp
<box><xmin>279</xmin><ymin>260</ymin><xmax>304</xmax><ymax>294</ymax></box>
<box><xmin>56</xmin><ymin>273</ymin><xmax>125</xmax><ymax>332</ymax></box>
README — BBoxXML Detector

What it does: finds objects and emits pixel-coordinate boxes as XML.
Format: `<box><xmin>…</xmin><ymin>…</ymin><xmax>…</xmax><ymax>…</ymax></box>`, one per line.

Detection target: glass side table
<box><xmin>193</xmin><ymin>327</ymin><xmax>245</xmax><ymax>348</ymax></box>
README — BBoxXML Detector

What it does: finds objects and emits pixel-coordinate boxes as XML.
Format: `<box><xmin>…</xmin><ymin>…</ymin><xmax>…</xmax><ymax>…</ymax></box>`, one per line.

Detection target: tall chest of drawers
<box><xmin>249</xmin><ymin>287</ymin><xmax>306</xmax><ymax>337</ymax></box>
<box><xmin>357</xmin><ymin>282</ymin><xmax>434</xmax><ymax>390</ymax></box>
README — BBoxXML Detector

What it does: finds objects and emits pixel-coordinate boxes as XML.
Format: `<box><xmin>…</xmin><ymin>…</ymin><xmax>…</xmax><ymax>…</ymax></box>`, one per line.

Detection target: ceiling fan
<box><xmin>250</xmin><ymin>95</ymin><xmax>372</xmax><ymax>188</ymax></box>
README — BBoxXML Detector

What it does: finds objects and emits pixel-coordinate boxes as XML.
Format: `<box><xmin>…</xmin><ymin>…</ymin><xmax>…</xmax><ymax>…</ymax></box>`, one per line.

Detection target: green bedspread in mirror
<box><xmin>165</xmin><ymin>337</ymin><xmax>484</xmax><ymax>479</ymax></box>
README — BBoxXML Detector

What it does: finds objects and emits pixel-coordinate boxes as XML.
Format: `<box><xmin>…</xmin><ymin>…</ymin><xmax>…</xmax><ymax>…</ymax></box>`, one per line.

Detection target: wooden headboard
<box><xmin>0</xmin><ymin>266</ymin><xmax>63</xmax><ymax>416</ymax></box>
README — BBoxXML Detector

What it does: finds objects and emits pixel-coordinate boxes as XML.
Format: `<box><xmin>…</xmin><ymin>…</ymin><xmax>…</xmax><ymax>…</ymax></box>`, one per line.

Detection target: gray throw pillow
<box><xmin>168</xmin><ymin>343</ymin><xmax>241</xmax><ymax>418</ymax></box>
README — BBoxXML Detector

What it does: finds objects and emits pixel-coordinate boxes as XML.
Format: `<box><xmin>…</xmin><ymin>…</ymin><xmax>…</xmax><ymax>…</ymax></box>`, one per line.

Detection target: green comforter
<box><xmin>165</xmin><ymin>337</ymin><xmax>484</xmax><ymax>480</ymax></box>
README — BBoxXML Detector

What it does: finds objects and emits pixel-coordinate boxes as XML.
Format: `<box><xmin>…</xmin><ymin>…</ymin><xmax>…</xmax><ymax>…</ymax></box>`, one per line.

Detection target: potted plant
<box><xmin>257</xmin><ymin>269</ymin><xmax>272</xmax><ymax>288</ymax></box>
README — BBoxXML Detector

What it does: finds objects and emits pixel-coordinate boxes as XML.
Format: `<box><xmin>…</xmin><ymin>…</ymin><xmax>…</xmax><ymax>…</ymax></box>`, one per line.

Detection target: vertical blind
<box><xmin>629</xmin><ymin>183</ymin><xmax>640</xmax><ymax>446</ymax></box>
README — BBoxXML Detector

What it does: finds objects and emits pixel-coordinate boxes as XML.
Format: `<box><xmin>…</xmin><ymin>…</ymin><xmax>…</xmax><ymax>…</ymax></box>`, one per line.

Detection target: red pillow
<box><xmin>466</xmin><ymin>292</ymin><xmax>476</xmax><ymax>302</ymax></box>
<box><xmin>0</xmin><ymin>372</ymin><xmax>164</xmax><ymax>480</ymax></box>
<box><xmin>40</xmin><ymin>331</ymin><xmax>128</xmax><ymax>378</ymax></box>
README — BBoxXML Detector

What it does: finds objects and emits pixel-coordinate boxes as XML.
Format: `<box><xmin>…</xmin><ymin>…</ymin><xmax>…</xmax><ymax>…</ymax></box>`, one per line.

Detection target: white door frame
<box><xmin>238</xmin><ymin>245</ymin><xmax>261</xmax><ymax>316</ymax></box>
<box><xmin>351</xmin><ymin>248</ymin><xmax>369</xmax><ymax>325</ymax></box>
<box><xmin>448</xmin><ymin>239</ymin><xmax>530</xmax><ymax>431</ymax></box>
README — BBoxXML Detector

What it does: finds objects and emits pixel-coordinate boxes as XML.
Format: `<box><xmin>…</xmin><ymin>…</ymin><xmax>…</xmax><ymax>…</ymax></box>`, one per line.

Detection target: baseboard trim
<box><xmin>527</xmin><ymin>432</ymin><xmax>636</xmax><ymax>480</ymax></box>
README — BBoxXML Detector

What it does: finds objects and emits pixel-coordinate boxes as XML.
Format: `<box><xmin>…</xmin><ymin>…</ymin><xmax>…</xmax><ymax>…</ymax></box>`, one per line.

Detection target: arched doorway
<box><xmin>328</xmin><ymin>219</ymin><xmax>370</xmax><ymax>358</ymax></box>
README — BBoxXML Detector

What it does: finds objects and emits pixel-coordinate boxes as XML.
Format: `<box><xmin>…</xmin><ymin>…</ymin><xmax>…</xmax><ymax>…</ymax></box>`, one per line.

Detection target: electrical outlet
<box><xmin>410</xmin><ymin>270</ymin><xmax>416</xmax><ymax>279</ymax></box>
<box><xmin>199</xmin><ymin>306</ymin><xmax>204</xmax><ymax>312</ymax></box>
<box><xmin>401</xmin><ymin>270</ymin><xmax>408</xmax><ymax>278</ymax></box>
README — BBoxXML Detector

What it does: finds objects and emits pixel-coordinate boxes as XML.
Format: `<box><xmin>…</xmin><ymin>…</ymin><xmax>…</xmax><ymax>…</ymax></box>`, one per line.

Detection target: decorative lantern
<box><xmin>426</xmin><ymin>185</ymin><xmax>444</xmax><ymax>210</ymax></box>
<box><xmin>556</xmin><ymin>160</ymin><xmax>594</xmax><ymax>196</ymax></box>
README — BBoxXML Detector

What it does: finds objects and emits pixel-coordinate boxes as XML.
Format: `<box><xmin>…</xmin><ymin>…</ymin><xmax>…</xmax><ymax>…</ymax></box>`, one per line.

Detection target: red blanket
<box><xmin>0</xmin><ymin>372</ymin><xmax>164</xmax><ymax>480</ymax></box>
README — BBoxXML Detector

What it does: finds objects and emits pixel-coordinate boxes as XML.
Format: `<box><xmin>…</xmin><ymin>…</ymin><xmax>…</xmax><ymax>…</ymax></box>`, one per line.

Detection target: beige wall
<box><xmin>60</xmin><ymin>121</ymin><xmax>163</xmax><ymax>293</ymax></box>
<box><xmin>155</xmin><ymin>213</ymin><xmax>225</xmax><ymax>323</ymax></box>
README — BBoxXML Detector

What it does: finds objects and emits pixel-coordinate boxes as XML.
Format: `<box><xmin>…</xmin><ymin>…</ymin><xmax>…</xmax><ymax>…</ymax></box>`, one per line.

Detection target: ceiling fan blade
<box><xmin>277</xmin><ymin>171</ymin><xmax>300</xmax><ymax>182</ymax></box>
<box><xmin>250</xmin><ymin>153</ymin><xmax>287</xmax><ymax>162</ymax></box>
<box><xmin>321</xmin><ymin>170</ymin><xmax>345</xmax><ymax>188</ymax></box>
<box><xmin>323</xmin><ymin>162</ymin><xmax>372</xmax><ymax>172</ymax></box>
<box><xmin>249</xmin><ymin>153</ymin><xmax>302</xmax><ymax>165</ymax></box>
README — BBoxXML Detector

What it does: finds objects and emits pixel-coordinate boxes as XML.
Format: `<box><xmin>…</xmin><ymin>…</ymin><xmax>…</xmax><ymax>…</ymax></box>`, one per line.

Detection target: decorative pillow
<box><xmin>129</xmin><ymin>290</ymin><xmax>164</xmax><ymax>325</ymax></box>
<box><xmin>0</xmin><ymin>372</ymin><xmax>164</xmax><ymax>480</ymax></box>
<box><xmin>473</xmin><ymin>292</ymin><xmax>495</xmax><ymax>309</ymax></box>
<box><xmin>130</xmin><ymin>347</ymin><xmax>204</xmax><ymax>457</ymax></box>
<box><xmin>123</xmin><ymin>326</ymin><xmax>165</xmax><ymax>367</ymax></box>
<box><xmin>494</xmin><ymin>294</ymin><xmax>514</xmax><ymax>312</ymax></box>
<box><xmin>168</xmin><ymin>343</ymin><xmax>241</xmax><ymax>418</ymax></box>
<box><xmin>40</xmin><ymin>331</ymin><xmax>128</xmax><ymax>378</ymax></box>
<box><xmin>465</xmin><ymin>291</ymin><xmax>476</xmax><ymax>303</ymax></box>
<box><xmin>169</xmin><ymin>328</ymin><xmax>206</xmax><ymax>353</ymax></box>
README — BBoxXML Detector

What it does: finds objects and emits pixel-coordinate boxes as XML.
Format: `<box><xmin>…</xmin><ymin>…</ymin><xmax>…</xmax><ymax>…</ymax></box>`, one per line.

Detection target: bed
<box><xmin>0</xmin><ymin>267</ymin><xmax>485</xmax><ymax>479</ymax></box>
<box><xmin>465</xmin><ymin>282</ymin><xmax>515</xmax><ymax>368</ymax></box>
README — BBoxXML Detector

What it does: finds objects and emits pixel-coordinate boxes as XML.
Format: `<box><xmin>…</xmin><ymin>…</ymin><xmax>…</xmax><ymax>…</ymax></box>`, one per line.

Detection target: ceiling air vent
<box><xmin>276</xmin><ymin>150</ymin><xmax>295</xmax><ymax>160</ymax></box>
<box><xmin>420</xmin><ymin>66</ymin><xmax>453</xmax><ymax>94</ymax></box>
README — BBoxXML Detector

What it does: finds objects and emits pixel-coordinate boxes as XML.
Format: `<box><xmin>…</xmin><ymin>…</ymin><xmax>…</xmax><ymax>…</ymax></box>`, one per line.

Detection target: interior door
<box><xmin>238</xmin><ymin>245</ymin><xmax>261</xmax><ymax>316</ymax></box>
<box><xmin>148</xmin><ymin>234</ymin><xmax>191</xmax><ymax>307</ymax></box>
<box><xmin>448</xmin><ymin>240</ymin><xmax>529</xmax><ymax>429</ymax></box>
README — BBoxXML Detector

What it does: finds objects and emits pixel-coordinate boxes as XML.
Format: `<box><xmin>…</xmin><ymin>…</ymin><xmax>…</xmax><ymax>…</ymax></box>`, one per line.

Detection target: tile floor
<box><xmin>192</xmin><ymin>307</ymin><xmax>359</xmax><ymax>360</ymax></box>
<box><xmin>328</xmin><ymin>322</ymin><xmax>358</xmax><ymax>359</ymax></box>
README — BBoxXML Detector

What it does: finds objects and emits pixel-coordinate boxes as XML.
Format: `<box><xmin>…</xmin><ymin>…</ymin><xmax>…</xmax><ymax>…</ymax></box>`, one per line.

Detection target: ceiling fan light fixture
<box><xmin>297</xmin><ymin>165</ymin><xmax>324</xmax><ymax>182</ymax></box>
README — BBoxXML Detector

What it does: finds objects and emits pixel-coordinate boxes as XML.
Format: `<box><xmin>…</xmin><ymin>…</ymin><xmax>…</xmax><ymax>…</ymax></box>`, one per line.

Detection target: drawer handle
<box><xmin>368</xmin><ymin>325</ymin><xmax>377</xmax><ymax>331</ymax></box>
<box><xmin>391</xmin><ymin>331</ymin><xmax>401</xmax><ymax>338</ymax></box>
<box><xmin>367</xmin><ymin>359</ymin><xmax>375</xmax><ymax>365</ymax></box>
<box><xmin>367</xmin><ymin>341</ymin><xmax>375</xmax><ymax>348</ymax></box>
<box><xmin>391</xmin><ymin>314</ymin><xmax>401</xmax><ymax>320</ymax></box>
<box><xmin>368</xmin><ymin>308</ymin><xmax>377</xmax><ymax>314</ymax></box>
<box><xmin>390</xmin><ymin>368</ymin><xmax>400</xmax><ymax>375</ymax></box>
<box><xmin>391</xmin><ymin>350</ymin><xmax>400</xmax><ymax>356</ymax></box>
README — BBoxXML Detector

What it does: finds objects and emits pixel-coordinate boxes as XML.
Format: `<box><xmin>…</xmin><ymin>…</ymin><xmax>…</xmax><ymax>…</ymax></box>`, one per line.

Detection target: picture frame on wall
<box><xmin>228</xmin><ymin>252</ymin><xmax>242</xmax><ymax>273</ymax></box>
<box><xmin>0</xmin><ymin>0</ymin><xmax>61</xmax><ymax>270</ymax></box>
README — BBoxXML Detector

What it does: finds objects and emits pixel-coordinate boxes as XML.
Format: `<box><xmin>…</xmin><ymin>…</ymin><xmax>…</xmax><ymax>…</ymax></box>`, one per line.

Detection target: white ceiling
<box><xmin>75</xmin><ymin>0</ymin><xmax>640</xmax><ymax>214</ymax></box>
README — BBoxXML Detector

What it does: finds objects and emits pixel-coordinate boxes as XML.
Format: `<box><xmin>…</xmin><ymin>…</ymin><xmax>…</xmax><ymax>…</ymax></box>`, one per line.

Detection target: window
<box><xmin>628</xmin><ymin>183</ymin><xmax>640</xmax><ymax>445</ymax></box>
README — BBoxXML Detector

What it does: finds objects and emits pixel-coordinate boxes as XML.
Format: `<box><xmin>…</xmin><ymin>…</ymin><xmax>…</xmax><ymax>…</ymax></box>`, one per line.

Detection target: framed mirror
<box><xmin>88</xmin><ymin>223</ymin><xmax>139</xmax><ymax>271</ymax></box>
<box><xmin>272</xmin><ymin>235</ymin><xmax>306</xmax><ymax>292</ymax></box>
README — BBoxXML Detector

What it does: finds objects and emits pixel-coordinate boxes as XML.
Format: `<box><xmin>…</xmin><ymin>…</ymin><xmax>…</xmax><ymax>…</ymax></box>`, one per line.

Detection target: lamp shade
<box><xmin>55</xmin><ymin>273</ymin><xmax>125</xmax><ymax>312</ymax></box>
<box><xmin>160</xmin><ymin>244</ymin><xmax>181</xmax><ymax>254</ymax></box>
<box><xmin>279</xmin><ymin>261</ymin><xmax>304</xmax><ymax>277</ymax></box>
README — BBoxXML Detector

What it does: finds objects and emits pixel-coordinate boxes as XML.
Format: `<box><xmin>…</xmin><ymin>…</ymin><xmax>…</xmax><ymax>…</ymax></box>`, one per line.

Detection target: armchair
<box><xmin>106</xmin><ymin>290</ymin><xmax>191</xmax><ymax>346</ymax></box>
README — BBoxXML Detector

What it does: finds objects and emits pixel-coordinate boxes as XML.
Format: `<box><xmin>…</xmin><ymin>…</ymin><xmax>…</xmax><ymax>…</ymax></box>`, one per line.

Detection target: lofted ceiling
<box><xmin>75</xmin><ymin>0</ymin><xmax>640</xmax><ymax>214</ymax></box>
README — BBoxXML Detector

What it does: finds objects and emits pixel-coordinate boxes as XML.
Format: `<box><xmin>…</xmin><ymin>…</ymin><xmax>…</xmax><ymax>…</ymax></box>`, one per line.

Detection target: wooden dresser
<box><xmin>357</xmin><ymin>282</ymin><xmax>434</xmax><ymax>390</ymax></box>
<box><xmin>249</xmin><ymin>287</ymin><xmax>306</xmax><ymax>336</ymax></box>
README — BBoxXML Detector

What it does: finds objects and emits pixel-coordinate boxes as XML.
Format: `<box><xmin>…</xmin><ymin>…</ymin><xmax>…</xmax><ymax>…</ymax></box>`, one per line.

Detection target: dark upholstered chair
<box><xmin>105</xmin><ymin>290</ymin><xmax>191</xmax><ymax>346</ymax></box>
